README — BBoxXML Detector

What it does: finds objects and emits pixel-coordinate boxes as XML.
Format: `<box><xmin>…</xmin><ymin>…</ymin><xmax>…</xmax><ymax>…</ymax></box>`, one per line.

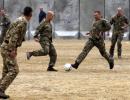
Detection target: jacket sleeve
<box><xmin>124</xmin><ymin>16</ymin><xmax>129</xmax><ymax>24</ymax></box>
<box><xmin>34</xmin><ymin>21</ymin><xmax>45</xmax><ymax>38</ymax></box>
<box><xmin>102</xmin><ymin>20</ymin><xmax>111</xmax><ymax>32</ymax></box>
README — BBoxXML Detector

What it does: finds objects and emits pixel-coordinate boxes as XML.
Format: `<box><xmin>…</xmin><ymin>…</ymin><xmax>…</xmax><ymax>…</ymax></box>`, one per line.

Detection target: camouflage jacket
<box><xmin>1</xmin><ymin>16</ymin><xmax>27</xmax><ymax>51</ymax></box>
<box><xmin>0</xmin><ymin>14</ymin><xmax>11</xmax><ymax>29</ymax></box>
<box><xmin>110</xmin><ymin>15</ymin><xmax>128</xmax><ymax>32</ymax></box>
<box><xmin>34</xmin><ymin>20</ymin><xmax>52</xmax><ymax>42</ymax></box>
<box><xmin>90</xmin><ymin>18</ymin><xmax>111</xmax><ymax>39</ymax></box>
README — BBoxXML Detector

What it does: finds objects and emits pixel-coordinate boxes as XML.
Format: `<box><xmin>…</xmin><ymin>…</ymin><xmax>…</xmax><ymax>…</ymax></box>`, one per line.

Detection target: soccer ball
<box><xmin>64</xmin><ymin>63</ymin><xmax>72</xmax><ymax>71</ymax></box>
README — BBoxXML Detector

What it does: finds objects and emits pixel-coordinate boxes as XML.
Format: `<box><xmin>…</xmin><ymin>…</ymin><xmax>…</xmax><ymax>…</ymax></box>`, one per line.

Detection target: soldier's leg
<box><xmin>1</xmin><ymin>57</ymin><xmax>8</xmax><ymax>80</ymax></box>
<box><xmin>109</xmin><ymin>33</ymin><xmax>118</xmax><ymax>57</ymax></box>
<box><xmin>32</xmin><ymin>41</ymin><xmax>50</xmax><ymax>56</ymax></box>
<box><xmin>27</xmin><ymin>41</ymin><xmax>50</xmax><ymax>60</ymax></box>
<box><xmin>0</xmin><ymin>56</ymin><xmax>19</xmax><ymax>92</ymax></box>
<box><xmin>96</xmin><ymin>39</ymin><xmax>114</xmax><ymax>69</ymax></box>
<box><xmin>71</xmin><ymin>39</ymin><xmax>94</xmax><ymax>69</ymax></box>
<box><xmin>117</xmin><ymin>33</ymin><xmax>123</xmax><ymax>58</ymax></box>
<box><xmin>0</xmin><ymin>51</ymin><xmax>8</xmax><ymax>83</ymax></box>
<box><xmin>47</xmin><ymin>44</ymin><xmax>57</xmax><ymax>71</ymax></box>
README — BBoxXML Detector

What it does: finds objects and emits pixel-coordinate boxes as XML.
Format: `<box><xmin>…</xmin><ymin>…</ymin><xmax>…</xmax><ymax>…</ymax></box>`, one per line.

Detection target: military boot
<box><xmin>71</xmin><ymin>61</ymin><xmax>79</xmax><ymax>69</ymax></box>
<box><xmin>0</xmin><ymin>90</ymin><xmax>10</xmax><ymax>99</ymax></box>
<box><xmin>109</xmin><ymin>57</ymin><xmax>114</xmax><ymax>69</ymax></box>
<box><xmin>47</xmin><ymin>66</ymin><xmax>58</xmax><ymax>72</ymax></box>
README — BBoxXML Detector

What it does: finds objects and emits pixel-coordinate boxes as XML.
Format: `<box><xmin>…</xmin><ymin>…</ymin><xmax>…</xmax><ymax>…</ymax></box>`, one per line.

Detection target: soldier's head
<box><xmin>46</xmin><ymin>11</ymin><xmax>54</xmax><ymax>22</ymax></box>
<box><xmin>0</xmin><ymin>9</ymin><xmax>5</xmax><ymax>16</ymax></box>
<box><xmin>23</xmin><ymin>6</ymin><xmax>33</xmax><ymax>21</ymax></box>
<box><xmin>117</xmin><ymin>7</ymin><xmax>123</xmax><ymax>16</ymax></box>
<box><xmin>40</xmin><ymin>7</ymin><xmax>43</xmax><ymax>11</ymax></box>
<box><xmin>94</xmin><ymin>10</ymin><xmax>102</xmax><ymax>20</ymax></box>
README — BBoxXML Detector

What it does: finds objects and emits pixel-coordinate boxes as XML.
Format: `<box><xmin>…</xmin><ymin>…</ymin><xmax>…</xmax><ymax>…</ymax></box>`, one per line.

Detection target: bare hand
<box><xmin>122</xmin><ymin>24</ymin><xmax>128</xmax><ymax>29</ymax></box>
<box><xmin>86</xmin><ymin>32</ymin><xmax>90</xmax><ymax>35</ymax></box>
<box><xmin>34</xmin><ymin>38</ymin><xmax>39</xmax><ymax>42</ymax></box>
<box><xmin>9</xmin><ymin>50</ymin><xmax>17</xmax><ymax>58</ymax></box>
<box><xmin>121</xmin><ymin>26</ymin><xmax>126</xmax><ymax>29</ymax></box>
<box><xmin>0</xmin><ymin>23</ymin><xmax>3</xmax><ymax>26</ymax></box>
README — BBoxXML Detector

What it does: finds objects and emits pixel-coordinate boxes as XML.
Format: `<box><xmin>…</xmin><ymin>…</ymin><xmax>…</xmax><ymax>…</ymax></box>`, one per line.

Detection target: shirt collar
<box><xmin>17</xmin><ymin>16</ymin><xmax>28</xmax><ymax>23</ymax></box>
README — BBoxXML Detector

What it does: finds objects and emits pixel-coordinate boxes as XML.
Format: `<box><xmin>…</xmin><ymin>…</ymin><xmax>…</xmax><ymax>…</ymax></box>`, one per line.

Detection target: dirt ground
<box><xmin>0</xmin><ymin>39</ymin><xmax>130</xmax><ymax>100</ymax></box>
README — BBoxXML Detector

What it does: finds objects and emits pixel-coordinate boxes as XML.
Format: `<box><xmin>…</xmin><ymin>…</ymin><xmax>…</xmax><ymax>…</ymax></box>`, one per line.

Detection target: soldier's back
<box><xmin>1</xmin><ymin>16</ymin><xmax>27</xmax><ymax>50</ymax></box>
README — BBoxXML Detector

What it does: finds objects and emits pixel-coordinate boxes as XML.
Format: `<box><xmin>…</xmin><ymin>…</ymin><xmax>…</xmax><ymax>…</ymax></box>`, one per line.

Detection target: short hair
<box><xmin>117</xmin><ymin>7</ymin><xmax>123</xmax><ymax>12</ymax></box>
<box><xmin>47</xmin><ymin>11</ymin><xmax>54</xmax><ymax>15</ymax></box>
<box><xmin>23</xmin><ymin>6</ymin><xmax>33</xmax><ymax>16</ymax></box>
<box><xmin>94</xmin><ymin>10</ymin><xmax>101</xmax><ymax>15</ymax></box>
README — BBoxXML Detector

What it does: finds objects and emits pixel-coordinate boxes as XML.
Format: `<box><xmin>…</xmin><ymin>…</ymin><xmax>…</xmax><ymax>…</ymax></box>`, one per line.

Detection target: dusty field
<box><xmin>0</xmin><ymin>39</ymin><xmax>130</xmax><ymax>100</ymax></box>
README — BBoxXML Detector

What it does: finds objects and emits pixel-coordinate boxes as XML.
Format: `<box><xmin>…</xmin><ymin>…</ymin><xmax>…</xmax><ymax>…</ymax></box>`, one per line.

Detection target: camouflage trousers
<box><xmin>75</xmin><ymin>37</ymin><xmax>111</xmax><ymax>65</ymax></box>
<box><xmin>0</xmin><ymin>48</ymin><xmax>19</xmax><ymax>92</ymax></box>
<box><xmin>109</xmin><ymin>33</ymin><xmax>123</xmax><ymax>57</ymax></box>
<box><xmin>31</xmin><ymin>40</ymin><xmax>57</xmax><ymax>67</ymax></box>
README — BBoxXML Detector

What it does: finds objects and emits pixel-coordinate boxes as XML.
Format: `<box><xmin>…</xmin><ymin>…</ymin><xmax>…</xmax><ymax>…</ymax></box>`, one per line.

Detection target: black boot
<box><xmin>0</xmin><ymin>90</ymin><xmax>10</xmax><ymax>99</ymax></box>
<box><xmin>47</xmin><ymin>66</ymin><xmax>58</xmax><ymax>72</ymax></box>
<box><xmin>109</xmin><ymin>57</ymin><xmax>114</xmax><ymax>69</ymax></box>
<box><xmin>71</xmin><ymin>62</ymin><xmax>79</xmax><ymax>69</ymax></box>
<box><xmin>26</xmin><ymin>52</ymin><xmax>32</xmax><ymax>60</ymax></box>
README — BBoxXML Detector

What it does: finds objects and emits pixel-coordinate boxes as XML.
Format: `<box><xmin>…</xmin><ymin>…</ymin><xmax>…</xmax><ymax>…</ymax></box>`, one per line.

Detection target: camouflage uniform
<box><xmin>109</xmin><ymin>15</ymin><xmax>128</xmax><ymax>57</ymax></box>
<box><xmin>0</xmin><ymin>14</ymin><xmax>11</xmax><ymax>45</ymax></box>
<box><xmin>75</xmin><ymin>19</ymin><xmax>112</xmax><ymax>66</ymax></box>
<box><xmin>31</xmin><ymin>20</ymin><xmax>57</xmax><ymax>68</ymax></box>
<box><xmin>0</xmin><ymin>16</ymin><xmax>27</xmax><ymax>92</ymax></box>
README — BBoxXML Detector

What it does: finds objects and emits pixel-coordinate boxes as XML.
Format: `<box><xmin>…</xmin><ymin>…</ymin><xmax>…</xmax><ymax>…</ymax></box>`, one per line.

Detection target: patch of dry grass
<box><xmin>0</xmin><ymin>39</ymin><xmax>130</xmax><ymax>100</ymax></box>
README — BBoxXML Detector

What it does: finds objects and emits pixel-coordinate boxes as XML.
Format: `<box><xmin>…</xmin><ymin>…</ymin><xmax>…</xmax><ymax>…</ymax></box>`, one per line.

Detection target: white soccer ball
<box><xmin>64</xmin><ymin>63</ymin><xmax>72</xmax><ymax>71</ymax></box>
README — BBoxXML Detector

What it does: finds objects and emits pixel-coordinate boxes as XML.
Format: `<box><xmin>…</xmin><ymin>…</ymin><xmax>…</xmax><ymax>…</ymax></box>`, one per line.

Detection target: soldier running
<box><xmin>26</xmin><ymin>11</ymin><xmax>58</xmax><ymax>72</ymax></box>
<box><xmin>0</xmin><ymin>7</ymin><xmax>33</xmax><ymax>99</ymax></box>
<box><xmin>109</xmin><ymin>7</ymin><xmax>129</xmax><ymax>59</ymax></box>
<box><xmin>70</xmin><ymin>11</ymin><xmax>114</xmax><ymax>70</ymax></box>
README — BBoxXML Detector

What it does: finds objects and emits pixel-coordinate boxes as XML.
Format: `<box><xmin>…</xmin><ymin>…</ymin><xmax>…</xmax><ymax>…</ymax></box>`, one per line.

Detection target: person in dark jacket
<box><xmin>39</xmin><ymin>8</ymin><xmax>46</xmax><ymax>23</ymax></box>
